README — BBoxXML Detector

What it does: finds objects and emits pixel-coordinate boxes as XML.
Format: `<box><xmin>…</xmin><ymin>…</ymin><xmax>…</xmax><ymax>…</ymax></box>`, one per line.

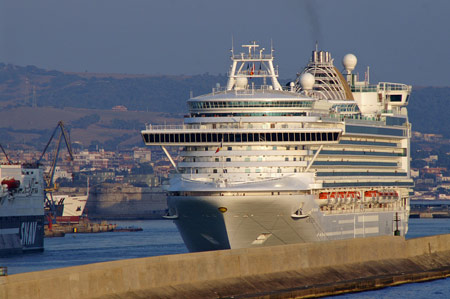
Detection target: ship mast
<box><xmin>226</xmin><ymin>41</ymin><xmax>282</xmax><ymax>91</ymax></box>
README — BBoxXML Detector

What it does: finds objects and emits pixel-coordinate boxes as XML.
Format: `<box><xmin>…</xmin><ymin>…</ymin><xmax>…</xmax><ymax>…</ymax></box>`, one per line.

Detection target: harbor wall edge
<box><xmin>1</xmin><ymin>234</ymin><xmax>450</xmax><ymax>299</ymax></box>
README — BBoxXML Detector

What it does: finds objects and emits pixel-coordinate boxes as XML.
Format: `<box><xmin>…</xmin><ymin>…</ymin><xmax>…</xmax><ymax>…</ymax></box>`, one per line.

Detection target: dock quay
<box><xmin>410</xmin><ymin>200</ymin><xmax>450</xmax><ymax>218</ymax></box>
<box><xmin>1</xmin><ymin>234</ymin><xmax>449</xmax><ymax>298</ymax></box>
<box><xmin>44</xmin><ymin>220</ymin><xmax>116</xmax><ymax>238</ymax></box>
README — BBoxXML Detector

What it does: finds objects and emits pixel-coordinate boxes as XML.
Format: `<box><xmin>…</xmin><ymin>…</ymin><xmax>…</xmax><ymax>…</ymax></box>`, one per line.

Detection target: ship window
<box><xmin>207</xmin><ymin>133</ymin><xmax>212</xmax><ymax>142</ymax></box>
<box><xmin>227</xmin><ymin>147</ymin><xmax>232</xmax><ymax>151</ymax></box>
<box><xmin>294</xmin><ymin>169</ymin><xmax>297</xmax><ymax>173</ymax></box>
<box><xmin>389</xmin><ymin>95</ymin><xmax>402</xmax><ymax>102</ymax></box>
<box><xmin>190</xmin><ymin>133</ymin><xmax>195</xmax><ymax>142</ymax></box>
<box><xmin>201</xmin><ymin>134</ymin><xmax>207</xmax><ymax>142</ymax></box>
<box><xmin>328</xmin><ymin>133</ymin><xmax>332</xmax><ymax>141</ymax></box>
<box><xmin>283</xmin><ymin>133</ymin><xmax>288</xmax><ymax>141</ymax></box>
<box><xmin>277</xmin><ymin>168</ymin><xmax>281</xmax><ymax>173</ymax></box>
<box><xmin>289</xmin><ymin>133</ymin><xmax>294</xmax><ymax>141</ymax></box>
<box><xmin>311</xmin><ymin>133</ymin><xmax>316</xmax><ymax>141</ymax></box>
<box><xmin>316</xmin><ymin>133</ymin><xmax>321</xmax><ymax>141</ymax></box>
<box><xmin>245</xmin><ymin>169</ymin><xmax>250</xmax><ymax>173</ymax></box>
<box><xmin>155</xmin><ymin>134</ymin><xmax>160</xmax><ymax>142</ymax></box>
<box><xmin>145</xmin><ymin>134</ymin><xmax>151</xmax><ymax>143</ymax></box>
<box><xmin>248</xmin><ymin>134</ymin><xmax>254</xmax><ymax>142</ymax></box>
<box><xmin>322</xmin><ymin>133</ymin><xmax>327</xmax><ymax>141</ymax></box>
<box><xmin>226</xmin><ymin>158</ymin><xmax>231</xmax><ymax>162</ymax></box>
<box><xmin>218</xmin><ymin>133</ymin><xmax>223</xmax><ymax>142</ymax></box>
<box><xmin>285</xmin><ymin>157</ymin><xmax>289</xmax><ymax>161</ymax></box>
<box><xmin>204</xmin><ymin>147</ymin><xmax>208</xmax><ymax>151</ymax></box>
<box><xmin>174</xmin><ymin>134</ymin><xmax>179</xmax><ymax>143</ymax></box>
<box><xmin>195</xmin><ymin>169</ymin><xmax>198</xmax><ymax>173</ymax></box>
<box><xmin>215</xmin><ymin>158</ymin><xmax>219</xmax><ymax>162</ymax></box>
<box><xmin>223</xmin><ymin>134</ymin><xmax>229</xmax><ymax>142</ymax></box>
<box><xmin>235</xmin><ymin>134</ymin><xmax>241</xmax><ymax>142</ymax></box>
<box><xmin>305</xmin><ymin>133</ymin><xmax>310</xmax><ymax>141</ymax></box>
<box><xmin>267</xmin><ymin>133</ymin><xmax>277</xmax><ymax>141</ymax></box>
<box><xmin>196</xmin><ymin>133</ymin><xmax>201</xmax><ymax>142</ymax></box>
<box><xmin>242</xmin><ymin>134</ymin><xmax>247</xmax><ymax>142</ymax></box>
<box><xmin>213</xmin><ymin>169</ymin><xmax>218</xmax><ymax>173</ymax></box>
<box><xmin>278</xmin><ymin>133</ymin><xmax>283</xmax><ymax>141</ymax></box>
<box><xmin>273</xmin><ymin>146</ymin><xmax>277</xmax><ymax>150</ymax></box>
<box><xmin>229</xmin><ymin>134</ymin><xmax>235</xmax><ymax>142</ymax></box>
<box><xmin>180</xmin><ymin>134</ymin><xmax>185</xmax><ymax>142</ymax></box>
<box><xmin>256</xmin><ymin>168</ymin><xmax>261</xmax><ymax>173</ymax></box>
<box><xmin>212</xmin><ymin>134</ymin><xmax>218</xmax><ymax>142</ymax></box>
<box><xmin>334</xmin><ymin>132</ymin><xmax>339</xmax><ymax>140</ymax></box>
<box><xmin>270</xmin><ymin>123</ymin><xmax>275</xmax><ymax>128</ymax></box>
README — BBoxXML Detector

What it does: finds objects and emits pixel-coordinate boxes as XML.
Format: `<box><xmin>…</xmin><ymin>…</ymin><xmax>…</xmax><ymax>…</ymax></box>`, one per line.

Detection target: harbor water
<box><xmin>0</xmin><ymin>218</ymin><xmax>449</xmax><ymax>298</ymax></box>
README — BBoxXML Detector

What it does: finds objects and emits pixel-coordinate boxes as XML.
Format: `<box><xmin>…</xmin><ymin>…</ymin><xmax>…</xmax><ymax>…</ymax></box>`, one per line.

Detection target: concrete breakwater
<box><xmin>1</xmin><ymin>234</ymin><xmax>449</xmax><ymax>299</ymax></box>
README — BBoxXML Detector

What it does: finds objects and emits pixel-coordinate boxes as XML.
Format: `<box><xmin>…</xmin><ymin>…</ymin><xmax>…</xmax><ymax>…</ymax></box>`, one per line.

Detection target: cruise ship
<box><xmin>141</xmin><ymin>42</ymin><xmax>413</xmax><ymax>252</ymax></box>
<box><xmin>0</xmin><ymin>164</ymin><xmax>45</xmax><ymax>255</ymax></box>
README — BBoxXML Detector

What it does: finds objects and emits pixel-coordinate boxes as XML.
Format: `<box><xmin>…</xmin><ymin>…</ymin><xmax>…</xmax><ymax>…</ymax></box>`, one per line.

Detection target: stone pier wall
<box><xmin>1</xmin><ymin>234</ymin><xmax>450</xmax><ymax>299</ymax></box>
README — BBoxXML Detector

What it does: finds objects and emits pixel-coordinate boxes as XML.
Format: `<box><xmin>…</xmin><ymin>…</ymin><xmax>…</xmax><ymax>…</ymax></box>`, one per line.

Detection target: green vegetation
<box><xmin>70</xmin><ymin>114</ymin><xmax>100</xmax><ymax>129</ymax></box>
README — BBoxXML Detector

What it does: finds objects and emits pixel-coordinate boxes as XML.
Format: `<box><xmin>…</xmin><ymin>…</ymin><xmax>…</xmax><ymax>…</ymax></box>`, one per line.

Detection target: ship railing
<box><xmin>322</xmin><ymin>114</ymin><xmax>385</xmax><ymax>124</ymax></box>
<box><xmin>231</xmin><ymin>69</ymin><xmax>279</xmax><ymax>77</ymax></box>
<box><xmin>145</xmin><ymin>123</ymin><xmax>338</xmax><ymax>131</ymax></box>
<box><xmin>350</xmin><ymin>85</ymin><xmax>378</xmax><ymax>92</ymax></box>
<box><xmin>351</xmin><ymin>82</ymin><xmax>410</xmax><ymax>93</ymax></box>
<box><xmin>232</xmin><ymin>53</ymin><xmax>274</xmax><ymax>60</ymax></box>
<box><xmin>209</xmin><ymin>84</ymin><xmax>288</xmax><ymax>95</ymax></box>
<box><xmin>378</xmin><ymin>82</ymin><xmax>411</xmax><ymax>92</ymax></box>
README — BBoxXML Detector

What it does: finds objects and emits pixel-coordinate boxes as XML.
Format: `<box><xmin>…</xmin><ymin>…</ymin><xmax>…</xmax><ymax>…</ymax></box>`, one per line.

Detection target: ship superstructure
<box><xmin>141</xmin><ymin>42</ymin><xmax>413</xmax><ymax>252</ymax></box>
<box><xmin>0</xmin><ymin>164</ymin><xmax>45</xmax><ymax>255</ymax></box>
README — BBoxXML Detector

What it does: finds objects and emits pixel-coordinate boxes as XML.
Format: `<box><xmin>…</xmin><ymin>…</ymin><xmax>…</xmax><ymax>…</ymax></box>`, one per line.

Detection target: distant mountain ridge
<box><xmin>0</xmin><ymin>62</ymin><xmax>228</xmax><ymax>113</ymax></box>
<box><xmin>0</xmin><ymin>62</ymin><xmax>449</xmax><ymax>138</ymax></box>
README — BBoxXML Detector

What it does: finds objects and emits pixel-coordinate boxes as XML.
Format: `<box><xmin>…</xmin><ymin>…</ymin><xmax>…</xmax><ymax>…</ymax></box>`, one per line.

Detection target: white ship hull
<box><xmin>52</xmin><ymin>194</ymin><xmax>87</xmax><ymax>217</ymax></box>
<box><xmin>168</xmin><ymin>179</ymin><xmax>409</xmax><ymax>251</ymax></box>
<box><xmin>0</xmin><ymin>165</ymin><xmax>45</xmax><ymax>255</ymax></box>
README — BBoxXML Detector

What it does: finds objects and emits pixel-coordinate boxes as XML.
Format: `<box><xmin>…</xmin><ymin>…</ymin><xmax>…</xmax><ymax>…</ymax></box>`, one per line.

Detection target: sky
<box><xmin>0</xmin><ymin>0</ymin><xmax>449</xmax><ymax>86</ymax></box>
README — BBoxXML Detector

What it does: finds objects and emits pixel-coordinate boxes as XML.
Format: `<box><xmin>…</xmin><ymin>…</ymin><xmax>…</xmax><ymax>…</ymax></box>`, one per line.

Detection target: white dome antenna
<box><xmin>342</xmin><ymin>53</ymin><xmax>357</xmax><ymax>74</ymax></box>
<box><xmin>300</xmin><ymin>73</ymin><xmax>315</xmax><ymax>91</ymax></box>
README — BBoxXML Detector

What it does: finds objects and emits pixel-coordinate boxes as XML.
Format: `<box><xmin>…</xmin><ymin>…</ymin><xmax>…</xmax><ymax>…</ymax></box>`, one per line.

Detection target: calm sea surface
<box><xmin>1</xmin><ymin>218</ymin><xmax>449</xmax><ymax>298</ymax></box>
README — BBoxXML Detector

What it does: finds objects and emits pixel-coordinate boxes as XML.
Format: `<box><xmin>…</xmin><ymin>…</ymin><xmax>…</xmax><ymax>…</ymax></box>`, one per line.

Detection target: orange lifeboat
<box><xmin>364</xmin><ymin>190</ymin><xmax>378</xmax><ymax>202</ymax></box>
<box><xmin>329</xmin><ymin>192</ymin><xmax>337</xmax><ymax>204</ymax></box>
<box><xmin>319</xmin><ymin>192</ymin><xmax>329</xmax><ymax>200</ymax></box>
<box><xmin>347</xmin><ymin>191</ymin><xmax>356</xmax><ymax>203</ymax></box>
<box><xmin>1</xmin><ymin>178</ymin><xmax>20</xmax><ymax>190</ymax></box>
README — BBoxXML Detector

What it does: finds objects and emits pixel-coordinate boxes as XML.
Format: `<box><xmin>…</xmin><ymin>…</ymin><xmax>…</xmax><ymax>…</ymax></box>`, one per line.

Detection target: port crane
<box><xmin>37</xmin><ymin>121</ymin><xmax>74</xmax><ymax>192</ymax></box>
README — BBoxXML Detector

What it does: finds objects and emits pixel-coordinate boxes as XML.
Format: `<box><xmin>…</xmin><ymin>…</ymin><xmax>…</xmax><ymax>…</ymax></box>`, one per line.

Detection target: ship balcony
<box><xmin>141</xmin><ymin>129</ymin><xmax>342</xmax><ymax>147</ymax></box>
<box><xmin>177</xmin><ymin>161</ymin><xmax>308</xmax><ymax>168</ymax></box>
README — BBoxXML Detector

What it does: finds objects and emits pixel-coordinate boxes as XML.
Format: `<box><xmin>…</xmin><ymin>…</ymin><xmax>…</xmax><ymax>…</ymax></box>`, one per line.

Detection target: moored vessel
<box><xmin>141</xmin><ymin>42</ymin><xmax>413</xmax><ymax>252</ymax></box>
<box><xmin>0</xmin><ymin>164</ymin><xmax>45</xmax><ymax>255</ymax></box>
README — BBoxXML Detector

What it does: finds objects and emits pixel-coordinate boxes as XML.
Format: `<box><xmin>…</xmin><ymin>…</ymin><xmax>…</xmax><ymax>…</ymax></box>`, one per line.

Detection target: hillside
<box><xmin>0</xmin><ymin>63</ymin><xmax>227</xmax><ymax>113</ymax></box>
<box><xmin>0</xmin><ymin>62</ymin><xmax>449</xmax><ymax>151</ymax></box>
<box><xmin>408</xmin><ymin>87</ymin><xmax>450</xmax><ymax>138</ymax></box>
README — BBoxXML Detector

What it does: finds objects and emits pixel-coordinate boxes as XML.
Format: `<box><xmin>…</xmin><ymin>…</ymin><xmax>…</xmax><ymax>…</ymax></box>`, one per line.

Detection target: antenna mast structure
<box><xmin>226</xmin><ymin>41</ymin><xmax>282</xmax><ymax>91</ymax></box>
